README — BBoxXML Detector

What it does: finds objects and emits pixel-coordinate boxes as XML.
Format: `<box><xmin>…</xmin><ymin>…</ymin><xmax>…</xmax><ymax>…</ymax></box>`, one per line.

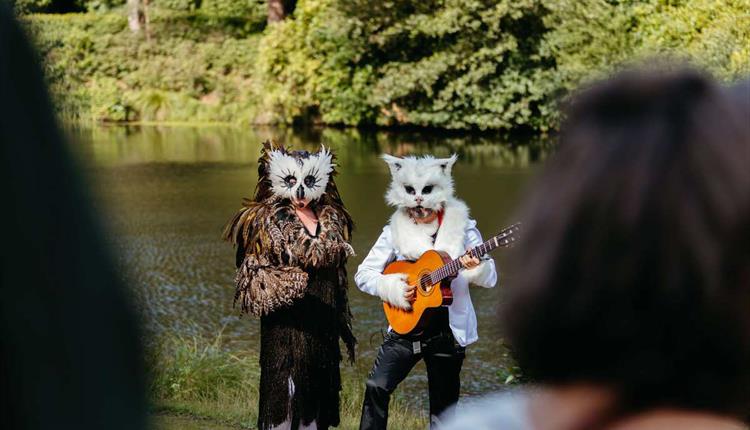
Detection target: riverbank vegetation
<box><xmin>148</xmin><ymin>332</ymin><xmax>426</xmax><ymax>429</ymax></box>
<box><xmin>17</xmin><ymin>0</ymin><xmax>750</xmax><ymax>134</ymax></box>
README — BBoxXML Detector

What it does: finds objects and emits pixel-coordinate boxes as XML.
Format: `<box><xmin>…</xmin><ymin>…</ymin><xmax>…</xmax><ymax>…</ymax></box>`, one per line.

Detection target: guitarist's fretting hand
<box><xmin>458</xmin><ymin>252</ymin><xmax>481</xmax><ymax>269</ymax></box>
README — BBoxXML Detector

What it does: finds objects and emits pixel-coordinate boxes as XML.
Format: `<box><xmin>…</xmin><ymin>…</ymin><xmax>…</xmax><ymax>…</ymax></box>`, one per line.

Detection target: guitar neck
<box><xmin>426</xmin><ymin>223</ymin><xmax>520</xmax><ymax>285</ymax></box>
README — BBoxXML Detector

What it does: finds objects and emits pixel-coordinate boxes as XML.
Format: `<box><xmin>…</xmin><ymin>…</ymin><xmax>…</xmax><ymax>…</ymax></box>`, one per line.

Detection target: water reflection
<box><xmin>79</xmin><ymin>125</ymin><xmax>547</xmax><ymax>167</ymax></box>
<box><xmin>69</xmin><ymin>125</ymin><xmax>545</xmax><ymax>408</ymax></box>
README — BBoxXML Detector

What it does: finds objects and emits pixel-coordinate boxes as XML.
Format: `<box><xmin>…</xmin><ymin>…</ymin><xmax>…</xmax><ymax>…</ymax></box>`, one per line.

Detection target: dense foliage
<box><xmin>543</xmin><ymin>0</ymin><xmax>750</xmax><ymax>92</ymax></box>
<box><xmin>19</xmin><ymin>0</ymin><xmax>750</xmax><ymax>133</ymax></box>
<box><xmin>10</xmin><ymin>0</ymin><xmax>264</xmax><ymax>14</ymax></box>
<box><xmin>257</xmin><ymin>0</ymin><xmax>750</xmax><ymax>133</ymax></box>
<box><xmin>24</xmin><ymin>10</ymin><xmax>265</xmax><ymax>122</ymax></box>
<box><xmin>257</xmin><ymin>0</ymin><xmax>556</xmax><ymax>132</ymax></box>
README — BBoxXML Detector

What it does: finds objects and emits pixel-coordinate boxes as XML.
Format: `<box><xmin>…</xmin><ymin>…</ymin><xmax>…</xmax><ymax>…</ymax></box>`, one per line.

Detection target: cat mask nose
<box><xmin>296</xmin><ymin>186</ymin><xmax>305</xmax><ymax>200</ymax></box>
<box><xmin>415</xmin><ymin>196</ymin><xmax>424</xmax><ymax>204</ymax></box>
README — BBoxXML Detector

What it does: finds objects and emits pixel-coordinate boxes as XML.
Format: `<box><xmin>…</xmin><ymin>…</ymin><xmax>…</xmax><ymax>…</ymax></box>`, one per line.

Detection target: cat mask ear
<box><xmin>433</xmin><ymin>154</ymin><xmax>458</xmax><ymax>175</ymax></box>
<box><xmin>381</xmin><ymin>154</ymin><xmax>403</xmax><ymax>175</ymax></box>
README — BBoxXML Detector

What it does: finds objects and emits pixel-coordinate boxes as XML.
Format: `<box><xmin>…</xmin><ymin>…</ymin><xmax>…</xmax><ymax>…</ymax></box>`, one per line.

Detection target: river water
<box><xmin>70</xmin><ymin>125</ymin><xmax>544</xmax><ymax>409</ymax></box>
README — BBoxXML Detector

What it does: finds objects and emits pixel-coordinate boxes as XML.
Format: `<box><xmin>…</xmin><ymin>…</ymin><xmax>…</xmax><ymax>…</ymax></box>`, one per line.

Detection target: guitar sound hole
<box><xmin>418</xmin><ymin>273</ymin><xmax>433</xmax><ymax>294</ymax></box>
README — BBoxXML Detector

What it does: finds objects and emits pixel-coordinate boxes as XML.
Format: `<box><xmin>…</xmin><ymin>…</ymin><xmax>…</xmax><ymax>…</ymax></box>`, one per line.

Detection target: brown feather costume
<box><xmin>223</xmin><ymin>142</ymin><xmax>356</xmax><ymax>430</ymax></box>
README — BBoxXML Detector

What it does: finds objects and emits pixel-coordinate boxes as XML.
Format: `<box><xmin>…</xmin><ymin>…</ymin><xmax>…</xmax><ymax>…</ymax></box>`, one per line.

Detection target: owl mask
<box><xmin>267</xmin><ymin>145</ymin><xmax>335</xmax><ymax>208</ymax></box>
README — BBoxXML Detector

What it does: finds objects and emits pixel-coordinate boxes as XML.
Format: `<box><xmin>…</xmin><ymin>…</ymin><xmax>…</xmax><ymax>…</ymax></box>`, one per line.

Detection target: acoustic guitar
<box><xmin>382</xmin><ymin>222</ymin><xmax>520</xmax><ymax>334</ymax></box>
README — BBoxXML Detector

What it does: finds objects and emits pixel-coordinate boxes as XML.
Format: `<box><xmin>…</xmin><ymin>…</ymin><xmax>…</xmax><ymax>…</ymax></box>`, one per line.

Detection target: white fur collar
<box><xmin>389</xmin><ymin>197</ymin><xmax>470</xmax><ymax>260</ymax></box>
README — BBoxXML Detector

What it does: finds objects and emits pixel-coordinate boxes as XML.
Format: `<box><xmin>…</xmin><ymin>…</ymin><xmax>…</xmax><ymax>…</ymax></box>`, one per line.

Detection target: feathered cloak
<box><xmin>223</xmin><ymin>143</ymin><xmax>356</xmax><ymax>430</ymax></box>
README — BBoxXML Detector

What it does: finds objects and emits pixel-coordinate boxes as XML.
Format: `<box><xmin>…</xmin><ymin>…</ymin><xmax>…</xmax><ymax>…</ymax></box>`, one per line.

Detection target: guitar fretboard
<box><xmin>421</xmin><ymin>222</ymin><xmax>520</xmax><ymax>288</ymax></box>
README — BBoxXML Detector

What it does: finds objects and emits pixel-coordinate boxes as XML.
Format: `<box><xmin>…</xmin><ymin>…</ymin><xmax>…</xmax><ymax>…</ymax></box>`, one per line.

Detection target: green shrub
<box><xmin>21</xmin><ymin>0</ymin><xmax>750</xmax><ymax>132</ymax></box>
<box><xmin>634</xmin><ymin>0</ymin><xmax>750</xmax><ymax>80</ymax></box>
<box><xmin>255</xmin><ymin>0</ymin><xmax>749</xmax><ymax>134</ymax></box>
<box><xmin>350</xmin><ymin>0</ymin><xmax>555</xmax><ymax>132</ymax></box>
<box><xmin>253</xmin><ymin>0</ymin><xmax>374</xmax><ymax>125</ymax></box>
<box><xmin>543</xmin><ymin>0</ymin><xmax>750</xmax><ymax>91</ymax></box>
<box><xmin>152</xmin><ymin>0</ymin><xmax>198</xmax><ymax>12</ymax></box>
<box><xmin>201</xmin><ymin>0</ymin><xmax>265</xmax><ymax>18</ymax></box>
<box><xmin>11</xmin><ymin>0</ymin><xmax>62</xmax><ymax>13</ymax></box>
<box><xmin>255</xmin><ymin>0</ymin><xmax>556</xmax><ymax>132</ymax></box>
<box><xmin>9</xmin><ymin>0</ymin><xmax>122</xmax><ymax>13</ymax></box>
<box><xmin>84</xmin><ymin>0</ymin><xmax>124</xmax><ymax>12</ymax></box>
<box><xmin>23</xmin><ymin>11</ymin><xmax>262</xmax><ymax>123</ymax></box>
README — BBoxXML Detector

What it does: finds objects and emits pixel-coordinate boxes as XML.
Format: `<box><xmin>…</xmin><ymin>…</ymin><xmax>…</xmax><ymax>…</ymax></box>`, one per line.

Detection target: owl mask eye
<box><xmin>284</xmin><ymin>175</ymin><xmax>297</xmax><ymax>188</ymax></box>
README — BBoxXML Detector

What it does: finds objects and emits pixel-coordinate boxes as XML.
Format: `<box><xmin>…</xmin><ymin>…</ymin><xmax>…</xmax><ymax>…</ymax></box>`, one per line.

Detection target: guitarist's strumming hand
<box><xmin>404</xmin><ymin>283</ymin><xmax>416</xmax><ymax>303</ymax></box>
<box><xmin>375</xmin><ymin>273</ymin><xmax>413</xmax><ymax>310</ymax></box>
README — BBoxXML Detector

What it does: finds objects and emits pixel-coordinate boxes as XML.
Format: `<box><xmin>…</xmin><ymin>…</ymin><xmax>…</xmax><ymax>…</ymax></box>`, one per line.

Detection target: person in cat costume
<box><xmin>355</xmin><ymin>154</ymin><xmax>498</xmax><ymax>429</ymax></box>
<box><xmin>223</xmin><ymin>141</ymin><xmax>356</xmax><ymax>430</ymax></box>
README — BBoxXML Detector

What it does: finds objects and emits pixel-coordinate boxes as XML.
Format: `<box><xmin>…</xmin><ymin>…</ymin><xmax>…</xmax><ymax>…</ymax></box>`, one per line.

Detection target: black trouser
<box><xmin>359</xmin><ymin>322</ymin><xmax>465</xmax><ymax>430</ymax></box>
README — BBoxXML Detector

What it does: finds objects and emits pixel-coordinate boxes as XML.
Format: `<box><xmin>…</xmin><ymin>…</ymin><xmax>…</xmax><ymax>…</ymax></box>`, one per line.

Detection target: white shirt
<box><xmin>354</xmin><ymin>219</ymin><xmax>498</xmax><ymax>346</ymax></box>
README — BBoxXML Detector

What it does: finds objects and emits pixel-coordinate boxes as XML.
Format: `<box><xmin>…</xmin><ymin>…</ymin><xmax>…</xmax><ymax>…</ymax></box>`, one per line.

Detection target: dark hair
<box><xmin>504</xmin><ymin>68</ymin><xmax>750</xmax><ymax>419</ymax></box>
<box><xmin>0</xmin><ymin>4</ymin><xmax>146</xmax><ymax>429</ymax></box>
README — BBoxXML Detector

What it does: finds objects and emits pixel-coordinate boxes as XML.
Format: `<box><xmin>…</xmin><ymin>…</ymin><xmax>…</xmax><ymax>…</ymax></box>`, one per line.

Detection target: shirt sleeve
<box><xmin>354</xmin><ymin>226</ymin><xmax>396</xmax><ymax>297</ymax></box>
<box><xmin>463</xmin><ymin>223</ymin><xmax>499</xmax><ymax>288</ymax></box>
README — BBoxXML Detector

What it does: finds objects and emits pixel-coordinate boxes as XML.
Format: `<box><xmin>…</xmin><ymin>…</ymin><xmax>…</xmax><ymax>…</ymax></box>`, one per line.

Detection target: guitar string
<box><xmin>422</xmin><ymin>227</ymin><xmax>517</xmax><ymax>287</ymax></box>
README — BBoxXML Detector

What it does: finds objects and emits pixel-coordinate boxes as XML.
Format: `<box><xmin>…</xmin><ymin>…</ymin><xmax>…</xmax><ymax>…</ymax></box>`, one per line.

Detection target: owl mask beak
<box><xmin>292</xmin><ymin>193</ymin><xmax>310</xmax><ymax>209</ymax></box>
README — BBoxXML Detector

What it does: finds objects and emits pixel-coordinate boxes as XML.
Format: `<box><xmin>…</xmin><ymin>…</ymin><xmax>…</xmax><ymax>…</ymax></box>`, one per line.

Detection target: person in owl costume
<box><xmin>223</xmin><ymin>141</ymin><xmax>356</xmax><ymax>430</ymax></box>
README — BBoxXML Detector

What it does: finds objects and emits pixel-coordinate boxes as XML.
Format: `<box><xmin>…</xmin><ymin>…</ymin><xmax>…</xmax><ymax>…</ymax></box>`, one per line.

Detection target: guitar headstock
<box><xmin>492</xmin><ymin>222</ymin><xmax>521</xmax><ymax>248</ymax></box>
<box><xmin>467</xmin><ymin>222</ymin><xmax>521</xmax><ymax>259</ymax></box>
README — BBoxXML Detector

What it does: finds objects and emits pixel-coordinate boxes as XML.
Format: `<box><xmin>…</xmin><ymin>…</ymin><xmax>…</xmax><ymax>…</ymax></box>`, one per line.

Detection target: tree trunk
<box><xmin>268</xmin><ymin>0</ymin><xmax>297</xmax><ymax>24</ymax></box>
<box><xmin>127</xmin><ymin>0</ymin><xmax>150</xmax><ymax>40</ymax></box>
<box><xmin>127</xmin><ymin>0</ymin><xmax>143</xmax><ymax>32</ymax></box>
<box><xmin>268</xmin><ymin>0</ymin><xmax>285</xmax><ymax>24</ymax></box>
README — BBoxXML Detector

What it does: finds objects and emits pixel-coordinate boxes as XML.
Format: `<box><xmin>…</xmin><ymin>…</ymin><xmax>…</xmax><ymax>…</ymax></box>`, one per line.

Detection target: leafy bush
<box><xmin>21</xmin><ymin>0</ymin><xmax>750</xmax><ymax>132</ymax></box>
<box><xmin>253</xmin><ymin>0</ymin><xmax>374</xmax><ymax>125</ymax></box>
<box><xmin>201</xmin><ymin>0</ymin><xmax>265</xmax><ymax>18</ymax></box>
<box><xmin>11</xmin><ymin>0</ymin><xmax>264</xmax><ymax>14</ymax></box>
<box><xmin>9</xmin><ymin>0</ymin><xmax>123</xmax><ymax>13</ymax></box>
<box><xmin>634</xmin><ymin>0</ymin><xmax>750</xmax><ymax>80</ymax></box>
<box><xmin>256</xmin><ymin>0</ymin><xmax>556</xmax><ymax>132</ymax></box>
<box><xmin>348</xmin><ymin>0</ymin><xmax>555</xmax><ymax>132</ymax></box>
<box><xmin>152</xmin><ymin>0</ymin><xmax>198</xmax><ymax>12</ymax></box>
<box><xmin>24</xmin><ymin>11</ymin><xmax>263</xmax><ymax>123</ymax></box>
<box><xmin>255</xmin><ymin>0</ymin><xmax>749</xmax><ymax>134</ymax></box>
<box><xmin>84</xmin><ymin>0</ymin><xmax>124</xmax><ymax>12</ymax></box>
<box><xmin>11</xmin><ymin>0</ymin><xmax>70</xmax><ymax>13</ymax></box>
<box><xmin>543</xmin><ymin>0</ymin><xmax>750</xmax><ymax>91</ymax></box>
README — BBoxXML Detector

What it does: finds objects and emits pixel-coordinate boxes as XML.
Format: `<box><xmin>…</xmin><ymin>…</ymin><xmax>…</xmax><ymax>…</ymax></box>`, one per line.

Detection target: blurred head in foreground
<box><xmin>0</xmin><ymin>3</ymin><xmax>146</xmax><ymax>429</ymax></box>
<box><xmin>506</xmin><ymin>68</ymin><xmax>750</xmax><ymax>424</ymax></box>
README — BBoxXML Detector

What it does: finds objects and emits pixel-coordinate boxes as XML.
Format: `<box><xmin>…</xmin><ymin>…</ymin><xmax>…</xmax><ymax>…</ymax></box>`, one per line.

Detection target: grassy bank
<box><xmin>20</xmin><ymin>1</ymin><xmax>750</xmax><ymax>134</ymax></box>
<box><xmin>147</xmin><ymin>333</ymin><xmax>427</xmax><ymax>429</ymax></box>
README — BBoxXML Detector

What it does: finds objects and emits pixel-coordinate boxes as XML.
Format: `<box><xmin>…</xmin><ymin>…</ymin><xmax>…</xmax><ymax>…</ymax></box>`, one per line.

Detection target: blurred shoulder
<box><xmin>440</xmin><ymin>391</ymin><xmax>531</xmax><ymax>430</ymax></box>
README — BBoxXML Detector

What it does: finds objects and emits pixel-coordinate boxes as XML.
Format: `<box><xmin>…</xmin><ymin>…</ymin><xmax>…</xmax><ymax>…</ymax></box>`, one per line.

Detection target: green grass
<box><xmin>147</xmin><ymin>332</ymin><xmax>427</xmax><ymax>429</ymax></box>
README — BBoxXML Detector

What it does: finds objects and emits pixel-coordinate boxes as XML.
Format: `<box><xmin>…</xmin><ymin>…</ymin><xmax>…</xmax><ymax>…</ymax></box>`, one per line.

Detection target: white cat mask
<box><xmin>381</xmin><ymin>154</ymin><xmax>458</xmax><ymax>211</ymax></box>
